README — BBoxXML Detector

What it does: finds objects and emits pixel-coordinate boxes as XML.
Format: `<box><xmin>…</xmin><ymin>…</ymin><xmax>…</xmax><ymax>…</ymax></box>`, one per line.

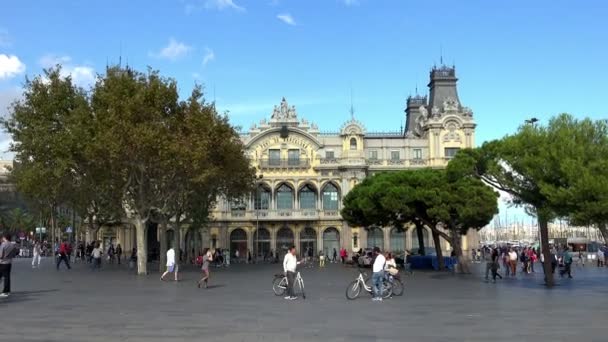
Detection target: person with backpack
<box><xmin>56</xmin><ymin>240</ymin><xmax>72</xmax><ymax>270</ymax></box>
<box><xmin>0</xmin><ymin>233</ymin><xmax>20</xmax><ymax>298</ymax></box>
<box><xmin>560</xmin><ymin>246</ymin><xmax>573</xmax><ymax>278</ymax></box>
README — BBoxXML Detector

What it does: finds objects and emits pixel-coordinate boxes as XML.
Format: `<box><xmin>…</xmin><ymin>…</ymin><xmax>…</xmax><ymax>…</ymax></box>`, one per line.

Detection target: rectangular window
<box><xmin>391</xmin><ymin>150</ymin><xmax>400</xmax><ymax>161</ymax></box>
<box><xmin>277</xmin><ymin>192</ymin><xmax>293</xmax><ymax>210</ymax></box>
<box><xmin>326</xmin><ymin>150</ymin><xmax>334</xmax><ymax>159</ymax></box>
<box><xmin>269</xmin><ymin>149</ymin><xmax>281</xmax><ymax>166</ymax></box>
<box><xmin>413</xmin><ymin>149</ymin><xmax>422</xmax><ymax>159</ymax></box>
<box><xmin>445</xmin><ymin>147</ymin><xmax>460</xmax><ymax>158</ymax></box>
<box><xmin>299</xmin><ymin>191</ymin><xmax>316</xmax><ymax>209</ymax></box>
<box><xmin>288</xmin><ymin>149</ymin><xmax>300</xmax><ymax>166</ymax></box>
<box><xmin>254</xmin><ymin>191</ymin><xmax>270</xmax><ymax>210</ymax></box>
<box><xmin>369</xmin><ymin>150</ymin><xmax>378</xmax><ymax>160</ymax></box>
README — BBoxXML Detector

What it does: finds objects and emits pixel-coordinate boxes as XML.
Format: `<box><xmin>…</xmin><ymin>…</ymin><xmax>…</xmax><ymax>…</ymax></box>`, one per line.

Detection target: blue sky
<box><xmin>1</xmin><ymin>0</ymin><xmax>608</xmax><ymax>221</ymax></box>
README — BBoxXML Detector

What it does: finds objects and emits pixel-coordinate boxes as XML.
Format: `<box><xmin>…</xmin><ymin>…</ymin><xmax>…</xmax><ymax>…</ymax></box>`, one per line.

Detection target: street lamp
<box><xmin>255</xmin><ymin>174</ymin><xmax>264</xmax><ymax>264</ymax></box>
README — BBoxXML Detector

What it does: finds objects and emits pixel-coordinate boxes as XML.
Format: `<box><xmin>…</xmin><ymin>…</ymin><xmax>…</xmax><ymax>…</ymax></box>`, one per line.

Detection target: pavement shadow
<box><xmin>204</xmin><ymin>284</ymin><xmax>226</xmax><ymax>289</ymax></box>
<box><xmin>0</xmin><ymin>289</ymin><xmax>59</xmax><ymax>305</ymax></box>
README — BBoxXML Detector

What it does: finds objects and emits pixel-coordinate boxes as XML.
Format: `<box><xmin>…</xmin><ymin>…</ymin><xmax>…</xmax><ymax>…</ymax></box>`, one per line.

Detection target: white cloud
<box><xmin>0</xmin><ymin>87</ymin><xmax>21</xmax><ymax>160</ymax></box>
<box><xmin>205</xmin><ymin>0</ymin><xmax>245</xmax><ymax>11</ymax></box>
<box><xmin>0</xmin><ymin>29</ymin><xmax>11</xmax><ymax>47</ymax></box>
<box><xmin>0</xmin><ymin>54</ymin><xmax>26</xmax><ymax>80</ymax></box>
<box><xmin>277</xmin><ymin>13</ymin><xmax>296</xmax><ymax>26</ymax></box>
<box><xmin>341</xmin><ymin>0</ymin><xmax>359</xmax><ymax>6</ymax></box>
<box><xmin>202</xmin><ymin>47</ymin><xmax>215</xmax><ymax>66</ymax></box>
<box><xmin>39</xmin><ymin>54</ymin><xmax>72</xmax><ymax>68</ymax></box>
<box><xmin>151</xmin><ymin>38</ymin><xmax>193</xmax><ymax>61</ymax></box>
<box><xmin>38</xmin><ymin>54</ymin><xmax>96</xmax><ymax>87</ymax></box>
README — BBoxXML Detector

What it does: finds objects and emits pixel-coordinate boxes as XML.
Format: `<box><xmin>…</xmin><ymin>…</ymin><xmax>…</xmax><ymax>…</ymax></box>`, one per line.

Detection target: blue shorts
<box><xmin>167</xmin><ymin>265</ymin><xmax>175</xmax><ymax>272</ymax></box>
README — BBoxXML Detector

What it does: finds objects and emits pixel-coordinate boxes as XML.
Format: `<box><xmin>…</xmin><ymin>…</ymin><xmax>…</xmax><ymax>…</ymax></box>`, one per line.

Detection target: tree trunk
<box><xmin>431</xmin><ymin>229</ymin><xmax>445</xmax><ymax>270</ymax></box>
<box><xmin>538</xmin><ymin>216</ymin><xmax>554</xmax><ymax>287</ymax></box>
<box><xmin>415</xmin><ymin>222</ymin><xmax>426</xmax><ymax>256</ymax></box>
<box><xmin>173</xmin><ymin>216</ymin><xmax>181</xmax><ymax>266</ymax></box>
<box><xmin>598</xmin><ymin>223</ymin><xmax>608</xmax><ymax>244</ymax></box>
<box><xmin>50</xmin><ymin>205</ymin><xmax>56</xmax><ymax>246</ymax></box>
<box><xmin>159</xmin><ymin>219</ymin><xmax>168</xmax><ymax>273</ymax></box>
<box><xmin>134</xmin><ymin>218</ymin><xmax>148</xmax><ymax>275</ymax></box>
<box><xmin>450</xmin><ymin>226</ymin><xmax>469</xmax><ymax>274</ymax></box>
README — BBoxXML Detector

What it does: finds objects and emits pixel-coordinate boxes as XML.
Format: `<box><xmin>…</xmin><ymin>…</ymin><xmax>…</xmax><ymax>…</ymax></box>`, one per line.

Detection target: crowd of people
<box><xmin>482</xmin><ymin>244</ymin><xmax>608</xmax><ymax>283</ymax></box>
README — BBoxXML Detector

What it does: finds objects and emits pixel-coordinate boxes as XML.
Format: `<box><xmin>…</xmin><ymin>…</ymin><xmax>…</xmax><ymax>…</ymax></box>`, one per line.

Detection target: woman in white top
<box><xmin>32</xmin><ymin>242</ymin><xmax>42</xmax><ymax>268</ymax></box>
<box><xmin>384</xmin><ymin>252</ymin><xmax>397</xmax><ymax>272</ymax></box>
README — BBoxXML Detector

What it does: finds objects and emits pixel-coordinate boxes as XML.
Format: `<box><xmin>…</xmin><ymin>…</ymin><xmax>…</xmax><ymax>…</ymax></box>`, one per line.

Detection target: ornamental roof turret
<box><xmin>340</xmin><ymin>118</ymin><xmax>365</xmax><ymax>136</ymax></box>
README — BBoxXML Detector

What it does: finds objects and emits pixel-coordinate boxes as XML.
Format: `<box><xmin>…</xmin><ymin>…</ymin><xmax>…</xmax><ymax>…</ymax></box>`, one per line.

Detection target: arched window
<box><xmin>276</xmin><ymin>184</ymin><xmax>294</xmax><ymax>210</ymax></box>
<box><xmin>367</xmin><ymin>227</ymin><xmax>384</xmax><ymax>250</ymax></box>
<box><xmin>253</xmin><ymin>185</ymin><xmax>271</xmax><ymax>210</ymax></box>
<box><xmin>390</xmin><ymin>228</ymin><xmax>405</xmax><ymax>253</ymax></box>
<box><xmin>322</xmin><ymin>183</ymin><xmax>339</xmax><ymax>210</ymax></box>
<box><xmin>230</xmin><ymin>228</ymin><xmax>247</xmax><ymax>260</ymax></box>
<box><xmin>299</xmin><ymin>184</ymin><xmax>317</xmax><ymax>210</ymax></box>
<box><xmin>300</xmin><ymin>227</ymin><xmax>317</xmax><ymax>256</ymax></box>
<box><xmin>350</xmin><ymin>137</ymin><xmax>357</xmax><ymax>150</ymax></box>
<box><xmin>323</xmin><ymin>227</ymin><xmax>340</xmax><ymax>257</ymax></box>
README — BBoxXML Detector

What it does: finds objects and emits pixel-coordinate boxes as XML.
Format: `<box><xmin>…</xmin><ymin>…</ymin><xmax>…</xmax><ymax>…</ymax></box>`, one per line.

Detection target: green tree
<box><xmin>2</xmin><ymin>67</ymin><xmax>89</xmax><ymax>244</ymax></box>
<box><xmin>449</xmin><ymin>114</ymin><xmax>608</xmax><ymax>286</ymax></box>
<box><xmin>342</xmin><ymin>169</ymin><xmax>498</xmax><ymax>272</ymax></box>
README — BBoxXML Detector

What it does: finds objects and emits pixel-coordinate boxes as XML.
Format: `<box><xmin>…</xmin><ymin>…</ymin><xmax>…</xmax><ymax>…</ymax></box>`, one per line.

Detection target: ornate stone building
<box><xmin>205</xmin><ymin>65</ymin><xmax>479</xmax><ymax>261</ymax></box>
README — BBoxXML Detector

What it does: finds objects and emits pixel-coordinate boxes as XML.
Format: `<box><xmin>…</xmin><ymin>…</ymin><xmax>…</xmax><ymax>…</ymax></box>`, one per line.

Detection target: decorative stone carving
<box><xmin>419</xmin><ymin>106</ymin><xmax>428</xmax><ymax>119</ymax></box>
<box><xmin>443</xmin><ymin>97</ymin><xmax>459</xmax><ymax>112</ymax></box>
<box><xmin>443</xmin><ymin>121</ymin><xmax>462</xmax><ymax>143</ymax></box>
<box><xmin>271</xmin><ymin>98</ymin><xmax>298</xmax><ymax>121</ymax></box>
<box><xmin>462</xmin><ymin>107</ymin><xmax>474</xmax><ymax>117</ymax></box>
<box><xmin>431</xmin><ymin>106</ymin><xmax>440</xmax><ymax>118</ymax></box>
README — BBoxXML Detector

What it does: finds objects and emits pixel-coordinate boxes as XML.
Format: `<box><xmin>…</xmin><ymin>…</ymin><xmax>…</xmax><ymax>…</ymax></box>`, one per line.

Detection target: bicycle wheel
<box><xmin>272</xmin><ymin>276</ymin><xmax>286</xmax><ymax>296</ymax></box>
<box><xmin>346</xmin><ymin>280</ymin><xmax>361</xmax><ymax>300</ymax></box>
<box><xmin>382</xmin><ymin>281</ymin><xmax>393</xmax><ymax>299</ymax></box>
<box><xmin>299</xmin><ymin>279</ymin><xmax>306</xmax><ymax>300</ymax></box>
<box><xmin>391</xmin><ymin>278</ymin><xmax>404</xmax><ymax>296</ymax></box>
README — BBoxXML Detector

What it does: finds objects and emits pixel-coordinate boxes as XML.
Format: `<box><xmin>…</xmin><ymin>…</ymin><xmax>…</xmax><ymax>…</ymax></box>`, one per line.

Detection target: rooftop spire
<box><xmin>349</xmin><ymin>87</ymin><xmax>355</xmax><ymax>120</ymax></box>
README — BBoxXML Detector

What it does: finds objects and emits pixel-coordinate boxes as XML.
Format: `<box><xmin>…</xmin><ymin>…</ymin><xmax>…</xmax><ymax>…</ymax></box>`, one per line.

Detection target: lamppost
<box><xmin>255</xmin><ymin>174</ymin><xmax>264</xmax><ymax>264</ymax></box>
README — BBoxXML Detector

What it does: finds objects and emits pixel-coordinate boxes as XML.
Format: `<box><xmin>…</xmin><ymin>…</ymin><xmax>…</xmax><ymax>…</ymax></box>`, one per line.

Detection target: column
<box><xmin>316</xmin><ymin>226</ymin><xmax>323</xmax><ymax>256</ymax></box>
<box><xmin>294</xmin><ymin>225</ymin><xmax>300</xmax><ymax>255</ymax></box>
<box><xmin>158</xmin><ymin>223</ymin><xmax>167</xmax><ymax>273</ymax></box>
<box><xmin>383</xmin><ymin>227</ymin><xmax>390</xmax><ymax>252</ymax></box>
<box><xmin>247</xmin><ymin>227</ymin><xmax>254</xmax><ymax>258</ymax></box>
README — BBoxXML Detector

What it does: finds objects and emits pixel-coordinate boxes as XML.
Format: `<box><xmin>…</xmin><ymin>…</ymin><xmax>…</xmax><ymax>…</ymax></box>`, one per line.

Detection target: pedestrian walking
<box><xmin>597</xmin><ymin>249</ymin><xmax>605</xmax><ymax>267</ymax></box>
<box><xmin>319</xmin><ymin>251</ymin><xmax>325</xmax><ymax>268</ymax></box>
<box><xmin>0</xmin><ymin>233</ymin><xmax>19</xmax><ymax>298</ymax></box>
<box><xmin>160</xmin><ymin>247</ymin><xmax>179</xmax><ymax>282</ymax></box>
<box><xmin>32</xmin><ymin>241</ymin><xmax>42</xmax><ymax>268</ymax></box>
<box><xmin>371</xmin><ymin>247</ymin><xmax>386</xmax><ymax>302</ymax></box>
<box><xmin>577</xmin><ymin>250</ymin><xmax>585</xmax><ymax>267</ymax></box>
<box><xmin>197</xmin><ymin>248</ymin><xmax>214</xmax><ymax>288</ymax></box>
<box><xmin>91</xmin><ymin>242</ymin><xmax>102</xmax><ymax>270</ymax></box>
<box><xmin>107</xmin><ymin>244</ymin><xmax>115</xmax><ymax>264</ymax></box>
<box><xmin>508</xmin><ymin>248</ymin><xmax>518</xmax><ymax>276</ymax></box>
<box><xmin>116</xmin><ymin>244</ymin><xmax>122</xmax><ymax>264</ymax></box>
<box><xmin>56</xmin><ymin>240</ymin><xmax>72</xmax><ymax>270</ymax></box>
<box><xmin>560</xmin><ymin>247</ymin><xmax>573</xmax><ymax>278</ymax></box>
<box><xmin>490</xmin><ymin>248</ymin><xmax>502</xmax><ymax>283</ymax></box>
<box><xmin>333</xmin><ymin>248</ymin><xmax>337</xmax><ymax>263</ymax></box>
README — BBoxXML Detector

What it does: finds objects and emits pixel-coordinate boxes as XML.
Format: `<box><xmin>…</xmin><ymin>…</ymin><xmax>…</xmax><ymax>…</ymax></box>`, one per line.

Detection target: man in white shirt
<box><xmin>508</xmin><ymin>248</ymin><xmax>518</xmax><ymax>276</ymax></box>
<box><xmin>282</xmin><ymin>246</ymin><xmax>300</xmax><ymax>300</ymax></box>
<box><xmin>371</xmin><ymin>247</ymin><xmax>386</xmax><ymax>302</ymax></box>
<box><xmin>161</xmin><ymin>247</ymin><xmax>178</xmax><ymax>281</ymax></box>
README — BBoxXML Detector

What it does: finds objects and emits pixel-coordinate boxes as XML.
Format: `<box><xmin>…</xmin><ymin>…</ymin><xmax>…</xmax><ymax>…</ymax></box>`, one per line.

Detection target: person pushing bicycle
<box><xmin>283</xmin><ymin>245</ymin><xmax>302</xmax><ymax>300</ymax></box>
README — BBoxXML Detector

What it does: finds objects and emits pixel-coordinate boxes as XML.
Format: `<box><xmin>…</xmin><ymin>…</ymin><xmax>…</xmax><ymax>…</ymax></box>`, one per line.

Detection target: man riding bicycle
<box><xmin>283</xmin><ymin>245</ymin><xmax>302</xmax><ymax>300</ymax></box>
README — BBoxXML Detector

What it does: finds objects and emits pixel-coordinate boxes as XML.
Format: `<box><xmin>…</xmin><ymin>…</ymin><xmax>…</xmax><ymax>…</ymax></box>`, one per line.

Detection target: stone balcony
<box><xmin>214</xmin><ymin>209</ymin><xmax>342</xmax><ymax>221</ymax></box>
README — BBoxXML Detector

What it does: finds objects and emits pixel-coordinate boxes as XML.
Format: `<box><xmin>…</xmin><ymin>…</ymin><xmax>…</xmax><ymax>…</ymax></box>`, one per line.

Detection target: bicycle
<box><xmin>345</xmin><ymin>268</ymin><xmax>392</xmax><ymax>300</ymax></box>
<box><xmin>387</xmin><ymin>273</ymin><xmax>404</xmax><ymax>296</ymax></box>
<box><xmin>273</xmin><ymin>271</ymin><xmax>306</xmax><ymax>299</ymax></box>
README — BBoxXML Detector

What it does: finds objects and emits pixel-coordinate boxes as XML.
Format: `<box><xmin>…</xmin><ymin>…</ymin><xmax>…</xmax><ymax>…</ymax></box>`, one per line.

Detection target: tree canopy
<box><xmin>342</xmin><ymin>168</ymin><xmax>498</xmax><ymax>271</ymax></box>
<box><xmin>3</xmin><ymin>65</ymin><xmax>255</xmax><ymax>274</ymax></box>
<box><xmin>449</xmin><ymin>113</ymin><xmax>608</xmax><ymax>286</ymax></box>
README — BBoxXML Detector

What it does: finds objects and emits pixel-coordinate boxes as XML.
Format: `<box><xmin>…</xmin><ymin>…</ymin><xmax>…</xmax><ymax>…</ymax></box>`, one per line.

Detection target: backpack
<box><xmin>5</xmin><ymin>243</ymin><xmax>19</xmax><ymax>259</ymax></box>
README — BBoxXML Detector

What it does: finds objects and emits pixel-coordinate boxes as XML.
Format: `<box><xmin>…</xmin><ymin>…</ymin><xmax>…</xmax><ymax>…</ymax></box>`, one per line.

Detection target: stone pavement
<box><xmin>1</xmin><ymin>258</ymin><xmax>607</xmax><ymax>342</ymax></box>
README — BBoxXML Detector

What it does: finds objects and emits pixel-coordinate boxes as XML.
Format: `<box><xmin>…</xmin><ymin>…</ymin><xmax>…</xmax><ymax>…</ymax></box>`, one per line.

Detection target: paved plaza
<box><xmin>1</xmin><ymin>258</ymin><xmax>607</xmax><ymax>342</ymax></box>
